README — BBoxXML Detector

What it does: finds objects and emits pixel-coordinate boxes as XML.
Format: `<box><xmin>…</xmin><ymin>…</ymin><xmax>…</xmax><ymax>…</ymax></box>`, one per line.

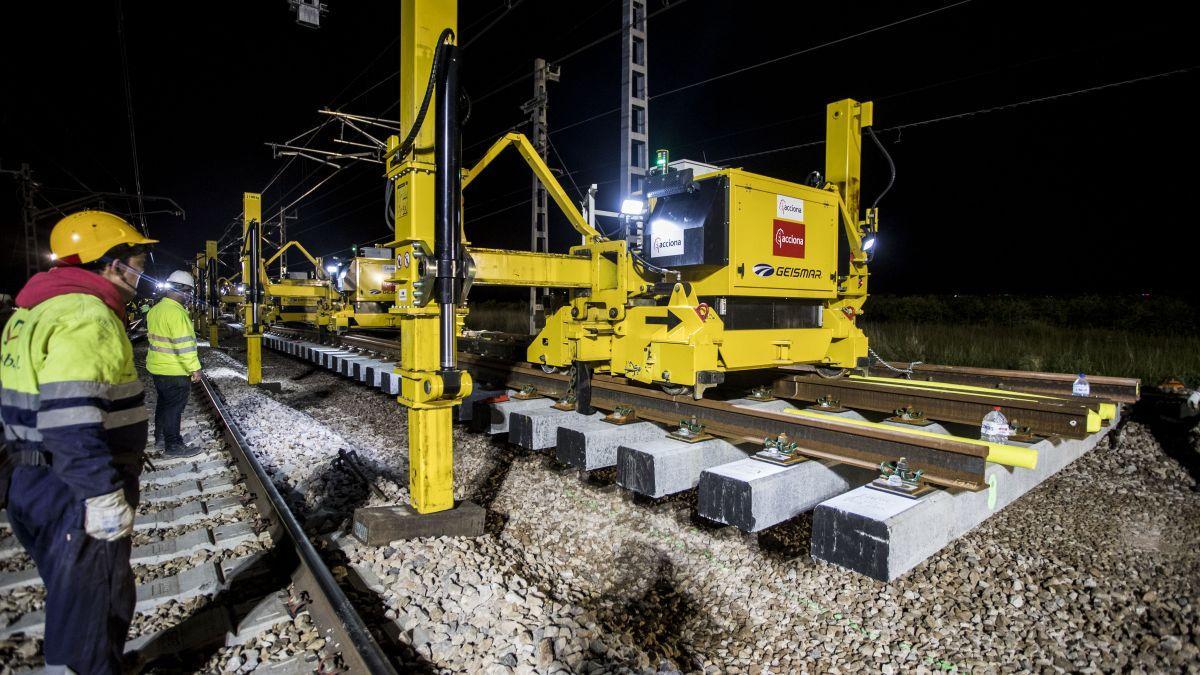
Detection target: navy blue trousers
<box><xmin>152</xmin><ymin>374</ymin><xmax>190</xmax><ymax>448</ymax></box>
<box><xmin>7</xmin><ymin>466</ymin><xmax>139</xmax><ymax>674</ymax></box>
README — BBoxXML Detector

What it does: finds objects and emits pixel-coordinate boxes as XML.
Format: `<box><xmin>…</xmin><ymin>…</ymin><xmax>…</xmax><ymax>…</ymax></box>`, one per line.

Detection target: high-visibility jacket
<box><xmin>1</xmin><ymin>293</ymin><xmax>148</xmax><ymax>499</ymax></box>
<box><xmin>145</xmin><ymin>298</ymin><xmax>201</xmax><ymax>376</ymax></box>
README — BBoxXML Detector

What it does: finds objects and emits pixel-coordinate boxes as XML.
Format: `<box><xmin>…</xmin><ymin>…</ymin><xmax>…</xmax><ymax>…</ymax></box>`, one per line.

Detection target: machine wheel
<box><xmin>815</xmin><ymin>366</ymin><xmax>848</xmax><ymax>379</ymax></box>
<box><xmin>660</xmin><ymin>384</ymin><xmax>693</xmax><ymax>397</ymax></box>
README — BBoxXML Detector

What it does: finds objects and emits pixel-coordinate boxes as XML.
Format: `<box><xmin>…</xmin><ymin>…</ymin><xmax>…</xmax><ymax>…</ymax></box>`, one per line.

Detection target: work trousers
<box><xmin>7</xmin><ymin>465</ymin><xmax>139</xmax><ymax>674</ymax></box>
<box><xmin>152</xmin><ymin>374</ymin><xmax>190</xmax><ymax>448</ymax></box>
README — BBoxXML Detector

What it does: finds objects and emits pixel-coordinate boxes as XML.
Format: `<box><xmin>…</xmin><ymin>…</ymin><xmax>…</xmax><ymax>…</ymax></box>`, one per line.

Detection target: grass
<box><xmin>862</xmin><ymin>321</ymin><xmax>1200</xmax><ymax>386</ymax></box>
<box><xmin>463</xmin><ymin>297</ymin><xmax>1200</xmax><ymax>386</ymax></box>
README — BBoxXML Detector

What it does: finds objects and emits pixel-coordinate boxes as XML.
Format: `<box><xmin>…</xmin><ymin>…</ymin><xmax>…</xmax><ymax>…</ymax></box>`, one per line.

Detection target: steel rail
<box><xmin>869</xmin><ymin>361</ymin><xmax>1140</xmax><ymax>403</ymax></box>
<box><xmin>457</xmin><ymin>354</ymin><xmax>991</xmax><ymax>490</ymax></box>
<box><xmin>197</xmin><ymin>375</ymin><xmax>397</xmax><ymax>675</ymax></box>
<box><xmin>774</xmin><ymin>374</ymin><xmax>1098</xmax><ymax>438</ymax></box>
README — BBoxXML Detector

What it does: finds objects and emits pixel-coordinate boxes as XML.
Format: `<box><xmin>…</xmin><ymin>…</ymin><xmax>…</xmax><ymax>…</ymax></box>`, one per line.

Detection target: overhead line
<box><xmin>652</xmin><ymin>0</ymin><xmax>975</xmax><ymax>102</ymax></box>
<box><xmin>712</xmin><ymin>65</ymin><xmax>1199</xmax><ymax>164</ymax></box>
<box><xmin>546</xmin><ymin>0</ymin><xmax>974</xmax><ymax>137</ymax></box>
<box><xmin>472</xmin><ymin>0</ymin><xmax>692</xmax><ymax>104</ymax></box>
<box><xmin>116</xmin><ymin>0</ymin><xmax>149</xmax><ymax>240</ymax></box>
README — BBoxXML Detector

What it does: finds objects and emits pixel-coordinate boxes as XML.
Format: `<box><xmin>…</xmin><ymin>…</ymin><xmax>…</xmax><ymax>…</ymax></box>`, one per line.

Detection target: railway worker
<box><xmin>146</xmin><ymin>270</ymin><xmax>203</xmax><ymax>458</ymax></box>
<box><xmin>0</xmin><ymin>210</ymin><xmax>156</xmax><ymax>674</ymax></box>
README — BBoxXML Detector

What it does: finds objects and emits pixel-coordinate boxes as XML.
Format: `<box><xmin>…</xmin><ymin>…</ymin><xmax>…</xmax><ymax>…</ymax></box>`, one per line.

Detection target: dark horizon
<box><xmin>2</xmin><ymin>0</ymin><xmax>1196</xmax><ymax>298</ymax></box>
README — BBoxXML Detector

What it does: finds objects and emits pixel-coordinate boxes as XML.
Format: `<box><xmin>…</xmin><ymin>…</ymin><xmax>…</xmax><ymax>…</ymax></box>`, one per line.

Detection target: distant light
<box><xmin>156</xmin><ymin>282</ymin><xmax>167</xmax><ymax>290</ymax></box>
<box><xmin>621</xmin><ymin>198</ymin><xmax>646</xmax><ymax>216</ymax></box>
<box><xmin>325</xmin><ymin>264</ymin><xmax>339</xmax><ymax>274</ymax></box>
<box><xmin>862</xmin><ymin>234</ymin><xmax>876</xmax><ymax>251</ymax></box>
<box><xmin>236</xmin><ymin>284</ymin><xmax>246</xmax><ymax>294</ymax></box>
<box><xmin>48</xmin><ymin>252</ymin><xmax>57</xmax><ymax>261</ymax></box>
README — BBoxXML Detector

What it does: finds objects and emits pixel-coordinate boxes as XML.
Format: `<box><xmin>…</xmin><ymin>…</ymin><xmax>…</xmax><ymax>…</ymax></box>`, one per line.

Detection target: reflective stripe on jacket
<box><xmin>0</xmin><ymin>292</ymin><xmax>148</xmax><ymax>499</ymax></box>
<box><xmin>145</xmin><ymin>297</ymin><xmax>201</xmax><ymax>376</ymax></box>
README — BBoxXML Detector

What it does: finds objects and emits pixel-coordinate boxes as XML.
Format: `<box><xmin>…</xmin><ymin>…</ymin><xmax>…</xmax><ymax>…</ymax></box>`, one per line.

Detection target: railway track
<box><xmin>121</xmin><ymin>327</ymin><xmax>1196</xmax><ymax>673</ymax></box>
<box><xmin>266</xmin><ymin>326</ymin><xmax>1124</xmax><ymax>490</ymax></box>
<box><xmin>0</xmin><ymin>371</ymin><xmax>395</xmax><ymax>673</ymax></box>
<box><xmin>256</xmin><ymin>325</ymin><xmax>1127</xmax><ymax>579</ymax></box>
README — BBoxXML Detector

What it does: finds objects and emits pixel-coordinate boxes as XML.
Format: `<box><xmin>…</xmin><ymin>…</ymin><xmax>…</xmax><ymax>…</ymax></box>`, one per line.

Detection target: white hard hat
<box><xmin>166</xmin><ymin>270</ymin><xmax>195</xmax><ymax>289</ymax></box>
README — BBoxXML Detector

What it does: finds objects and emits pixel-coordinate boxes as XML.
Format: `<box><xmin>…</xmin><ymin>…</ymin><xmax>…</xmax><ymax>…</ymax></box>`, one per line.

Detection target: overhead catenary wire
<box><xmin>471</xmin><ymin>0</ymin><xmax>693</xmax><ymax>104</ymax></box>
<box><xmin>115</xmin><ymin>0</ymin><xmax>149</xmax><ymax>242</ymax></box>
<box><xmin>547</xmin><ymin>137</ymin><xmax>585</xmax><ymax>203</ymax></box>
<box><xmin>652</xmin><ymin>0</ymin><xmax>975</xmax><ymax>102</ymax></box>
<box><xmin>712</xmin><ymin>64</ymin><xmax>1199</xmax><ymax>164</ymax></box>
<box><xmin>545</xmin><ymin>0</ymin><xmax>974</xmax><ymax>138</ymax></box>
<box><xmin>461</xmin><ymin>0</ymin><xmax>524</xmax><ymax>50</ymax></box>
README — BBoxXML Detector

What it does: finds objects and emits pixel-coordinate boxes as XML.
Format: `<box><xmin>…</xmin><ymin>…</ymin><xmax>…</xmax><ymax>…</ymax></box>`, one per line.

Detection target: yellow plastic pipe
<box><xmin>786</xmin><ymin>408</ymin><xmax>1038</xmax><ymax>470</ymax></box>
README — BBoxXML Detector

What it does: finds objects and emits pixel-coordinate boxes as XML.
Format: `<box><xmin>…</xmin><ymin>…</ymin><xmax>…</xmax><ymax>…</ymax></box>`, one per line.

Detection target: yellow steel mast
<box><xmin>242</xmin><ymin>192</ymin><xmax>263</xmax><ymax>386</ymax></box>
<box><xmin>204</xmin><ymin>239</ymin><xmax>219</xmax><ymax>347</ymax></box>
<box><xmin>388</xmin><ymin>0</ymin><xmax>467</xmax><ymax>514</ymax></box>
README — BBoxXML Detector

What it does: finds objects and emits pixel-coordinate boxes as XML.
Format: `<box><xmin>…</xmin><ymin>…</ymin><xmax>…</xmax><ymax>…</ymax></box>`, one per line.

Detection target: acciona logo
<box><xmin>650</xmin><ymin>219</ymin><xmax>685</xmax><ymax>257</ymax></box>
<box><xmin>651</xmin><ymin>236</ymin><xmax>684</xmax><ymax>257</ymax></box>
<box><xmin>772</xmin><ymin>219</ymin><xmax>806</xmax><ymax>258</ymax></box>
<box><xmin>775</xmin><ymin>229</ymin><xmax>804</xmax><ymax>248</ymax></box>
<box><xmin>776</xmin><ymin>195</ymin><xmax>805</xmax><ymax>221</ymax></box>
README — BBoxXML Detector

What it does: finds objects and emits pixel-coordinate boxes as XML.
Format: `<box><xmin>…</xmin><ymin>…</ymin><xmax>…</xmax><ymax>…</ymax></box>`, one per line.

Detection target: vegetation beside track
<box><xmin>466</xmin><ymin>295</ymin><xmax>1200</xmax><ymax>387</ymax></box>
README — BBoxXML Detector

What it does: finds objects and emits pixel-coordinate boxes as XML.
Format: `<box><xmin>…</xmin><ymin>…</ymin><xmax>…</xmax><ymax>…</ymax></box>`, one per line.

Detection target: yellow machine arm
<box><xmin>463</xmin><ymin>133</ymin><xmax>603</xmax><ymax>242</ymax></box>
<box><xmin>263</xmin><ymin>240</ymin><xmax>330</xmax><ymax>281</ymax></box>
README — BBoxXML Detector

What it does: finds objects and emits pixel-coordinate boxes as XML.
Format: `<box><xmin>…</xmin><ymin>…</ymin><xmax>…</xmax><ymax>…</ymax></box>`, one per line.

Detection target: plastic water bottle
<box><xmin>1072</xmin><ymin>373</ymin><xmax>1090</xmax><ymax>397</ymax></box>
<box><xmin>981</xmin><ymin>406</ymin><xmax>1010</xmax><ymax>443</ymax></box>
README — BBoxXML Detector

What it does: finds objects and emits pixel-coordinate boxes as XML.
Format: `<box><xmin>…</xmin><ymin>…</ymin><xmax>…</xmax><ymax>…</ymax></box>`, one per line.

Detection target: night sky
<box><xmin>2</xmin><ymin>0</ymin><xmax>1195</xmax><ymax>298</ymax></box>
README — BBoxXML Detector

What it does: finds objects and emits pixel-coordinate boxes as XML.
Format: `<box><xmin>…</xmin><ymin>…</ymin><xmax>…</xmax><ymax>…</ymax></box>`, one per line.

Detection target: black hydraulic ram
<box><xmin>247</xmin><ymin>219</ymin><xmax>262</xmax><ymax>331</ymax></box>
<box><xmin>207</xmin><ymin>262</ymin><xmax>219</xmax><ymax>325</ymax></box>
<box><xmin>433</xmin><ymin>37</ymin><xmax>464</xmax><ymax>396</ymax></box>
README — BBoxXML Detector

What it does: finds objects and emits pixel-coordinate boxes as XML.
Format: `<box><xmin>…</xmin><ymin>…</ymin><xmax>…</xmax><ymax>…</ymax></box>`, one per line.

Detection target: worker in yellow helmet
<box><xmin>0</xmin><ymin>210</ymin><xmax>155</xmax><ymax>673</ymax></box>
<box><xmin>146</xmin><ymin>270</ymin><xmax>203</xmax><ymax>458</ymax></box>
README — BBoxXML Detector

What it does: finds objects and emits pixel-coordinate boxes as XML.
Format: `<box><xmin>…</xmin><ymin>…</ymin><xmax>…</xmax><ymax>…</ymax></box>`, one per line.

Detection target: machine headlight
<box><xmin>620</xmin><ymin>198</ymin><xmax>646</xmax><ymax>216</ymax></box>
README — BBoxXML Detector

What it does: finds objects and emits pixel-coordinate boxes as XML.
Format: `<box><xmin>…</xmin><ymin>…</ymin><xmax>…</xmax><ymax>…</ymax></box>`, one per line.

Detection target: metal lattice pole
<box><xmin>524</xmin><ymin>58</ymin><xmax>559</xmax><ymax>334</ymax></box>
<box><xmin>619</xmin><ymin>0</ymin><xmax>649</xmax><ymax>200</ymax></box>
<box><xmin>17</xmin><ymin>164</ymin><xmax>39</xmax><ymax>278</ymax></box>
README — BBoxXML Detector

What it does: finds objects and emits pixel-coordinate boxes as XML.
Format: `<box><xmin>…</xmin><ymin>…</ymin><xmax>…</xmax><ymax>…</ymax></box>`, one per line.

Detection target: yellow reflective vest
<box><xmin>146</xmin><ymin>298</ymin><xmax>201</xmax><ymax>376</ymax></box>
<box><xmin>1</xmin><ymin>293</ymin><xmax>147</xmax><ymax>498</ymax></box>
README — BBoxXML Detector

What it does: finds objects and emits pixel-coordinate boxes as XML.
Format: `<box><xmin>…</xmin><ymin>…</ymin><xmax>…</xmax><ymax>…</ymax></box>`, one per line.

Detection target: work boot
<box><xmin>153</xmin><ymin>436</ymin><xmax>164</xmax><ymax>450</ymax></box>
<box><xmin>164</xmin><ymin>443</ymin><xmax>202</xmax><ymax>459</ymax></box>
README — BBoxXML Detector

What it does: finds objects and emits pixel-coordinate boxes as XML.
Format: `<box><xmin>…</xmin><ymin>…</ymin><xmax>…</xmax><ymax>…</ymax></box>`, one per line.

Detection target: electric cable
<box><xmin>711</xmin><ymin>64</ymin><xmax>1198</xmax><ymax>165</ymax></box>
<box><xmin>545</xmin><ymin>0</ymin><xmax>971</xmax><ymax>137</ymax></box>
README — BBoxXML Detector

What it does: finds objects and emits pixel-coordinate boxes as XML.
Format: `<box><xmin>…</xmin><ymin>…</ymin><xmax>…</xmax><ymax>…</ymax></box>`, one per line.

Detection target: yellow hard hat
<box><xmin>49</xmin><ymin>210</ymin><xmax>158</xmax><ymax>264</ymax></box>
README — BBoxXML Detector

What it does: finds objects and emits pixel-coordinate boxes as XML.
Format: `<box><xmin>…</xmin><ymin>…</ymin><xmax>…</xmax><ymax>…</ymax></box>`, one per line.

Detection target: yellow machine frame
<box><xmin>238</xmin><ymin>193</ymin><xmax>341</xmax><ymax>384</ymax></box>
<box><xmin>383</xmin><ymin>0</ymin><xmax>879</xmax><ymax>514</ymax></box>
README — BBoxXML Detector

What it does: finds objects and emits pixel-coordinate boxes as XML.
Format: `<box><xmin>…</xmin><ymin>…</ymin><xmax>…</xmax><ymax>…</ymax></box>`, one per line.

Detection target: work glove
<box><xmin>190</xmin><ymin>370</ymin><xmax>202</xmax><ymax>383</ymax></box>
<box><xmin>84</xmin><ymin>489</ymin><xmax>134</xmax><ymax>541</ymax></box>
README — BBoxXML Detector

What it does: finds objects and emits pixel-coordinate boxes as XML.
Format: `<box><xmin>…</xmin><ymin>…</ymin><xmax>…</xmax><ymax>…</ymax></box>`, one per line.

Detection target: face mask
<box><xmin>110</xmin><ymin>259</ymin><xmax>155</xmax><ymax>299</ymax></box>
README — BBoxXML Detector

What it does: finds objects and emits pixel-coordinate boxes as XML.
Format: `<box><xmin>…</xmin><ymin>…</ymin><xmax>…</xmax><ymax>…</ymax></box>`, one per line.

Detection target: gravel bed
<box><xmin>201</xmin><ymin>345</ymin><xmax>1200</xmax><ymax>673</ymax></box>
<box><xmin>199</xmin><ymin>603</ymin><xmax>332</xmax><ymax>673</ymax></box>
<box><xmin>0</xmin><ymin>351</ymin><xmax>276</xmax><ymax>670</ymax></box>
